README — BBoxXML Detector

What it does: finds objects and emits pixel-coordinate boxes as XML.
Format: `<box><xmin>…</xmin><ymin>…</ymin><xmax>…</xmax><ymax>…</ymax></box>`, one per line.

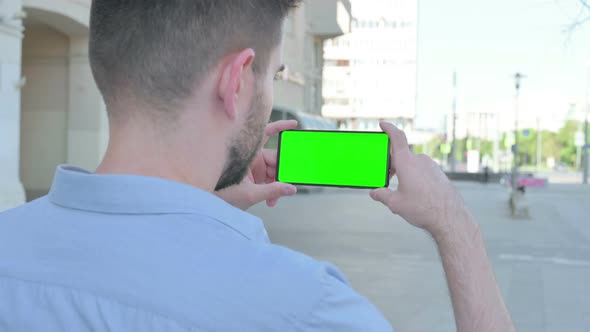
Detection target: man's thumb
<box><xmin>370</xmin><ymin>188</ymin><xmax>402</xmax><ymax>214</ymax></box>
<box><xmin>254</xmin><ymin>182</ymin><xmax>297</xmax><ymax>203</ymax></box>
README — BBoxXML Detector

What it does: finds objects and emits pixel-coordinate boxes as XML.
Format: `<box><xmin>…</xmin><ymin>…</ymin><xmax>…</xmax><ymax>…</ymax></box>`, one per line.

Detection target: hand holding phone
<box><xmin>369</xmin><ymin>122</ymin><xmax>463</xmax><ymax>236</ymax></box>
<box><xmin>216</xmin><ymin>120</ymin><xmax>298</xmax><ymax>210</ymax></box>
<box><xmin>369</xmin><ymin>122</ymin><xmax>516</xmax><ymax>332</ymax></box>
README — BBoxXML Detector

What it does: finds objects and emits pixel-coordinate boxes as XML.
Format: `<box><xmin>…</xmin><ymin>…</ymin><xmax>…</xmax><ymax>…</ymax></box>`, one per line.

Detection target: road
<box><xmin>249</xmin><ymin>182</ymin><xmax>590</xmax><ymax>332</ymax></box>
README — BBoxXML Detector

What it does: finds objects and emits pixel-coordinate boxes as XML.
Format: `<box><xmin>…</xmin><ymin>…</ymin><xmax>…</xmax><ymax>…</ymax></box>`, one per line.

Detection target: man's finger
<box><xmin>380</xmin><ymin>121</ymin><xmax>413</xmax><ymax>175</ymax></box>
<box><xmin>379</xmin><ymin>121</ymin><xmax>409</xmax><ymax>154</ymax></box>
<box><xmin>251</xmin><ymin>182</ymin><xmax>297</xmax><ymax>205</ymax></box>
<box><xmin>266</xmin><ymin>167</ymin><xmax>276</xmax><ymax>182</ymax></box>
<box><xmin>389</xmin><ymin>168</ymin><xmax>397</xmax><ymax>180</ymax></box>
<box><xmin>266</xmin><ymin>198</ymin><xmax>278</xmax><ymax>207</ymax></box>
<box><xmin>370</xmin><ymin>188</ymin><xmax>403</xmax><ymax>214</ymax></box>
<box><xmin>262</xmin><ymin>149</ymin><xmax>277</xmax><ymax>168</ymax></box>
<box><xmin>265</xmin><ymin>120</ymin><xmax>298</xmax><ymax>137</ymax></box>
<box><xmin>262</xmin><ymin>120</ymin><xmax>297</xmax><ymax>147</ymax></box>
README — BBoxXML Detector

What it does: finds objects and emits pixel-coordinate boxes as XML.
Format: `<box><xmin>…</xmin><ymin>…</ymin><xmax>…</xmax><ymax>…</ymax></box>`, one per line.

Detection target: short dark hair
<box><xmin>89</xmin><ymin>0</ymin><xmax>301</xmax><ymax>114</ymax></box>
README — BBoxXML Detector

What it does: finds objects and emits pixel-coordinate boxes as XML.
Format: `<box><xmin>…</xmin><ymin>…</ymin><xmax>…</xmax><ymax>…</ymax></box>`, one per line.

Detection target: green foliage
<box><xmin>419</xmin><ymin>119</ymin><xmax>586</xmax><ymax>167</ymax></box>
<box><xmin>556</xmin><ymin>120</ymin><xmax>580</xmax><ymax>166</ymax></box>
<box><xmin>541</xmin><ymin>131</ymin><xmax>560</xmax><ymax>161</ymax></box>
<box><xmin>412</xmin><ymin>135</ymin><xmax>445</xmax><ymax>160</ymax></box>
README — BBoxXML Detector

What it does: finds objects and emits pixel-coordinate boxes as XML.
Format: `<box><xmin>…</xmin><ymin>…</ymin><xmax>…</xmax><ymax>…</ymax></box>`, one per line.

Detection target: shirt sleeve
<box><xmin>295</xmin><ymin>263</ymin><xmax>394</xmax><ymax>332</ymax></box>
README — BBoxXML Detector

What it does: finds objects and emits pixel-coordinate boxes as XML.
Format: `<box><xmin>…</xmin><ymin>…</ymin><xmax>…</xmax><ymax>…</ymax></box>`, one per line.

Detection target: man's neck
<box><xmin>96</xmin><ymin>125</ymin><xmax>225</xmax><ymax>193</ymax></box>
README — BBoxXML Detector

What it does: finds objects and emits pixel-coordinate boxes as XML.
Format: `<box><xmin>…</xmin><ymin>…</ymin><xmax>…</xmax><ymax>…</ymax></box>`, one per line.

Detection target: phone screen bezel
<box><xmin>276</xmin><ymin>130</ymin><xmax>391</xmax><ymax>189</ymax></box>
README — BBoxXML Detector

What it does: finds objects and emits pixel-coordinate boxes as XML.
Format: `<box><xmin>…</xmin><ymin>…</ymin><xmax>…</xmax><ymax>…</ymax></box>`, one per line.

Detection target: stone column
<box><xmin>0</xmin><ymin>0</ymin><xmax>26</xmax><ymax>211</ymax></box>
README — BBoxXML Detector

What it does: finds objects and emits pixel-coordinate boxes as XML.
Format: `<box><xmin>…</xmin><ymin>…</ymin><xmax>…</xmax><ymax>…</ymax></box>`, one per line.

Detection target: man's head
<box><xmin>89</xmin><ymin>0</ymin><xmax>301</xmax><ymax>190</ymax></box>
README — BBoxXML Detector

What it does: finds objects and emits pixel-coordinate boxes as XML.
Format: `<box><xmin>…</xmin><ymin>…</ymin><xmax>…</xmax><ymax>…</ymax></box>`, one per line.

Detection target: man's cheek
<box><xmin>264</xmin><ymin>87</ymin><xmax>274</xmax><ymax>119</ymax></box>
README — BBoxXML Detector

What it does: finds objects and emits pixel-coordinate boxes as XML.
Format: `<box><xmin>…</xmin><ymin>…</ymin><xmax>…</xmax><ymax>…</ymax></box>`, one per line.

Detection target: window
<box><xmin>336</xmin><ymin>60</ymin><xmax>350</xmax><ymax>67</ymax></box>
<box><xmin>325</xmin><ymin>98</ymin><xmax>350</xmax><ymax>106</ymax></box>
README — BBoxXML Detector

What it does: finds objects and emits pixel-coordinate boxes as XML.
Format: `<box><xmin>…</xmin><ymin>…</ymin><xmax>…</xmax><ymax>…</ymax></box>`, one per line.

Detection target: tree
<box><xmin>415</xmin><ymin>120</ymin><xmax>582</xmax><ymax>169</ymax></box>
<box><xmin>541</xmin><ymin>131</ymin><xmax>561</xmax><ymax>164</ymax></box>
<box><xmin>556</xmin><ymin>120</ymin><xmax>579</xmax><ymax>166</ymax></box>
<box><xmin>517</xmin><ymin>129</ymin><xmax>536</xmax><ymax>166</ymax></box>
<box><xmin>412</xmin><ymin>135</ymin><xmax>444</xmax><ymax>158</ymax></box>
<box><xmin>567</xmin><ymin>0</ymin><xmax>590</xmax><ymax>34</ymax></box>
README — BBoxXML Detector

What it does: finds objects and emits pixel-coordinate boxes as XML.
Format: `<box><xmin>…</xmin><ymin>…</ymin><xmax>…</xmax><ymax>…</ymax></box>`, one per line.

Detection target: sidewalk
<box><xmin>250</xmin><ymin>182</ymin><xmax>590</xmax><ymax>332</ymax></box>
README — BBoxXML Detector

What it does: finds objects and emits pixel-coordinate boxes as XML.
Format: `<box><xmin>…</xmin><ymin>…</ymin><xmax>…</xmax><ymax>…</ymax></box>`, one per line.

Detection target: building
<box><xmin>0</xmin><ymin>0</ymin><xmax>351</xmax><ymax>211</ymax></box>
<box><xmin>0</xmin><ymin>0</ymin><xmax>105</xmax><ymax>211</ymax></box>
<box><xmin>275</xmin><ymin>0</ymin><xmax>351</xmax><ymax>114</ymax></box>
<box><xmin>322</xmin><ymin>0</ymin><xmax>418</xmax><ymax>133</ymax></box>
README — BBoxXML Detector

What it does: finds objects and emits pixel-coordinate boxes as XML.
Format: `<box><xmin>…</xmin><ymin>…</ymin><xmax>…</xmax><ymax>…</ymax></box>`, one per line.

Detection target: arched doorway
<box><xmin>20</xmin><ymin>1</ymin><xmax>108</xmax><ymax>201</ymax></box>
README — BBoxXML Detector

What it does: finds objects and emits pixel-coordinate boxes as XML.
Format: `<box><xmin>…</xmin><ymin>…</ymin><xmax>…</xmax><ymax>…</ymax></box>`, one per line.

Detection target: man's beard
<box><xmin>215</xmin><ymin>93</ymin><xmax>267</xmax><ymax>191</ymax></box>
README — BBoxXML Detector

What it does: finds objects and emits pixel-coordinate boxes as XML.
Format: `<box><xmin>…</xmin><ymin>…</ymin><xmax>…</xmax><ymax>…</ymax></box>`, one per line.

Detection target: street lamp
<box><xmin>512</xmin><ymin>73</ymin><xmax>525</xmax><ymax>189</ymax></box>
<box><xmin>584</xmin><ymin>60</ymin><xmax>589</xmax><ymax>184</ymax></box>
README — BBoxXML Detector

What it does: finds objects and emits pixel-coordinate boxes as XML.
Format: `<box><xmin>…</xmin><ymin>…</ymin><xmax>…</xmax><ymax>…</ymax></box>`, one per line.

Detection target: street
<box><xmin>250</xmin><ymin>182</ymin><xmax>590</xmax><ymax>332</ymax></box>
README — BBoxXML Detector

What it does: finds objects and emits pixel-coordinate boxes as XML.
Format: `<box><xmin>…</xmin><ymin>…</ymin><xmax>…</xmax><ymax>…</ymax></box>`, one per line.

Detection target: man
<box><xmin>0</xmin><ymin>1</ymin><xmax>515</xmax><ymax>331</ymax></box>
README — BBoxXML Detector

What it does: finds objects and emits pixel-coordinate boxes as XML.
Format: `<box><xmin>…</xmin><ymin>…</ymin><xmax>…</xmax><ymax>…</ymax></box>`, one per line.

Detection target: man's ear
<box><xmin>218</xmin><ymin>48</ymin><xmax>256</xmax><ymax>120</ymax></box>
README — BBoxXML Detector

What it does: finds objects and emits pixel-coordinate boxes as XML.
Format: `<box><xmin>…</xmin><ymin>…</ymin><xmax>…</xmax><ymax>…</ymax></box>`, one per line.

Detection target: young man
<box><xmin>0</xmin><ymin>1</ymin><xmax>515</xmax><ymax>331</ymax></box>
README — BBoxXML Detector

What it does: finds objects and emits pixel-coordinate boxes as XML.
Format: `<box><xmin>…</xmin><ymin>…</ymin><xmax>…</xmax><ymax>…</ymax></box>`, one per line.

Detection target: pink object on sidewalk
<box><xmin>517</xmin><ymin>177</ymin><xmax>547</xmax><ymax>188</ymax></box>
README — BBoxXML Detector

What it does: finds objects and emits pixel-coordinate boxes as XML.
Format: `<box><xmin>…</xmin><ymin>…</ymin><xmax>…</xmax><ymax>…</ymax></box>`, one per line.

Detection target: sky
<box><xmin>415</xmin><ymin>0</ymin><xmax>590</xmax><ymax>131</ymax></box>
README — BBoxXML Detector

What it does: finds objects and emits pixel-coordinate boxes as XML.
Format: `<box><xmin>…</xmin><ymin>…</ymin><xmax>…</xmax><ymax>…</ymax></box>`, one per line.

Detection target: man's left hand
<box><xmin>216</xmin><ymin>120</ymin><xmax>298</xmax><ymax>210</ymax></box>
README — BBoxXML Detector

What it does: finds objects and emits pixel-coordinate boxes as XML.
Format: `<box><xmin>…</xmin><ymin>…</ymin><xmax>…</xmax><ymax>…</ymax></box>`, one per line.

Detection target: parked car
<box><xmin>266</xmin><ymin>106</ymin><xmax>338</xmax><ymax>149</ymax></box>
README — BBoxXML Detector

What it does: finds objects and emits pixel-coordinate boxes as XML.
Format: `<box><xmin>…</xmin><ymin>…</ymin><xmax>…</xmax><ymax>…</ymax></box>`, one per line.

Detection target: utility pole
<box><xmin>536</xmin><ymin>117</ymin><xmax>542</xmax><ymax>170</ymax></box>
<box><xmin>512</xmin><ymin>73</ymin><xmax>525</xmax><ymax>189</ymax></box>
<box><xmin>585</xmin><ymin>110</ymin><xmax>589</xmax><ymax>184</ymax></box>
<box><xmin>478</xmin><ymin>113</ymin><xmax>483</xmax><ymax>153</ymax></box>
<box><xmin>577</xmin><ymin>122</ymin><xmax>583</xmax><ymax>169</ymax></box>
<box><xmin>450</xmin><ymin>70</ymin><xmax>457</xmax><ymax>172</ymax></box>
<box><xmin>509</xmin><ymin>73</ymin><xmax>529</xmax><ymax>218</ymax></box>
<box><xmin>584</xmin><ymin>61</ymin><xmax>589</xmax><ymax>184</ymax></box>
<box><xmin>494</xmin><ymin>111</ymin><xmax>500</xmax><ymax>172</ymax></box>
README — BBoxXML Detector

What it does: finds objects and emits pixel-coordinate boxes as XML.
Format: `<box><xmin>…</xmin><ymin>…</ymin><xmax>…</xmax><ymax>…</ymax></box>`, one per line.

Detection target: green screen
<box><xmin>277</xmin><ymin>131</ymin><xmax>390</xmax><ymax>188</ymax></box>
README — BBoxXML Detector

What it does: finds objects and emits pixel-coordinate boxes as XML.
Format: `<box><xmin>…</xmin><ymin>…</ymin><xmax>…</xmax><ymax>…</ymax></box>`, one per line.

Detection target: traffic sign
<box><xmin>523</xmin><ymin>129</ymin><xmax>530</xmax><ymax>137</ymax></box>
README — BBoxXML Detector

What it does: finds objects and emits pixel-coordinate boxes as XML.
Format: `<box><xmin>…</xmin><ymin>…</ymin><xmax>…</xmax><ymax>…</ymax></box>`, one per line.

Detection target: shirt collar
<box><xmin>48</xmin><ymin>165</ymin><xmax>269</xmax><ymax>242</ymax></box>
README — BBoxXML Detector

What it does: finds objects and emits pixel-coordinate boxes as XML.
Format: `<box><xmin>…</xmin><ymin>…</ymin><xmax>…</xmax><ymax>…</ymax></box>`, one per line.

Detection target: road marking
<box><xmin>498</xmin><ymin>254</ymin><xmax>590</xmax><ymax>267</ymax></box>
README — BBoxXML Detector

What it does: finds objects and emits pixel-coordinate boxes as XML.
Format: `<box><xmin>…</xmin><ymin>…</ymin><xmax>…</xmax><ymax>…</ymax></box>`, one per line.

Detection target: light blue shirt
<box><xmin>0</xmin><ymin>165</ymin><xmax>393</xmax><ymax>331</ymax></box>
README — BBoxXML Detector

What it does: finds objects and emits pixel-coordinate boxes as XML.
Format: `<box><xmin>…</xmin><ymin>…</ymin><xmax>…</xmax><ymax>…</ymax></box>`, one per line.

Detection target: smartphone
<box><xmin>276</xmin><ymin>130</ymin><xmax>391</xmax><ymax>189</ymax></box>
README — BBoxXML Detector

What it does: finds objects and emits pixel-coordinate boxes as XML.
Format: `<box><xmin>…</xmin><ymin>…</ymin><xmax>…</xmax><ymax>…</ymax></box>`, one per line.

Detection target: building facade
<box><xmin>0</xmin><ymin>0</ymin><xmax>107</xmax><ymax>211</ymax></box>
<box><xmin>0</xmin><ymin>0</ymin><xmax>351</xmax><ymax>211</ymax></box>
<box><xmin>275</xmin><ymin>0</ymin><xmax>351</xmax><ymax>115</ymax></box>
<box><xmin>322</xmin><ymin>0</ymin><xmax>418</xmax><ymax>132</ymax></box>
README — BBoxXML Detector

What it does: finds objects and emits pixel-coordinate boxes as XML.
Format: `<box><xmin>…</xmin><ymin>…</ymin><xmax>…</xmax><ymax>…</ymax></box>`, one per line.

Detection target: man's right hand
<box><xmin>370</xmin><ymin>121</ymin><xmax>468</xmax><ymax>239</ymax></box>
<box><xmin>370</xmin><ymin>121</ymin><xmax>516</xmax><ymax>332</ymax></box>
